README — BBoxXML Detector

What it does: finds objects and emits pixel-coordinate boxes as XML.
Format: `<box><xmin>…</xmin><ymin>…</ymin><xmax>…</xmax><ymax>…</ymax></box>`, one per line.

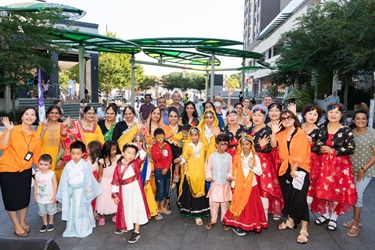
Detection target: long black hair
<box><xmin>100</xmin><ymin>140</ymin><xmax>118</xmax><ymax>168</ymax></box>
<box><xmin>181</xmin><ymin>101</ymin><xmax>198</xmax><ymax>125</ymax></box>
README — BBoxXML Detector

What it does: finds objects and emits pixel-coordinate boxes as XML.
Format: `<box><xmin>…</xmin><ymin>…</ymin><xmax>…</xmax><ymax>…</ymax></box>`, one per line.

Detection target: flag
<box><xmin>38</xmin><ymin>68</ymin><xmax>45</xmax><ymax>122</ymax></box>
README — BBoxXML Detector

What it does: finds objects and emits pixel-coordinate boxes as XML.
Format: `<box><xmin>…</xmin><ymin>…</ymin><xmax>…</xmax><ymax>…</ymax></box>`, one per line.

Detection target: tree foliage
<box><xmin>0</xmin><ymin>9</ymin><xmax>70</xmax><ymax>116</ymax></box>
<box><xmin>98</xmin><ymin>32</ymin><xmax>144</xmax><ymax>95</ymax></box>
<box><xmin>162</xmin><ymin>71</ymin><xmax>205</xmax><ymax>91</ymax></box>
<box><xmin>273</xmin><ymin>0</ymin><xmax>375</xmax><ymax>107</ymax></box>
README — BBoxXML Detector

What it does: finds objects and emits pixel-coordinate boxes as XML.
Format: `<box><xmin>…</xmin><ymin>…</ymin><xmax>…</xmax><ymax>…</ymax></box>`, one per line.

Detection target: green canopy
<box><xmin>129</xmin><ymin>37</ymin><xmax>243</xmax><ymax>48</ymax></box>
<box><xmin>142</xmin><ymin>48</ymin><xmax>220</xmax><ymax>66</ymax></box>
<box><xmin>196</xmin><ymin>46</ymin><xmax>264</xmax><ymax>59</ymax></box>
<box><xmin>52</xmin><ymin>30</ymin><xmax>141</xmax><ymax>54</ymax></box>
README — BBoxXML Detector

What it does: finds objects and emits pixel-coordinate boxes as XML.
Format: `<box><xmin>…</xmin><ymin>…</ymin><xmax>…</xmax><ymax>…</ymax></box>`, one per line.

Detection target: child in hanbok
<box><xmin>56</xmin><ymin>141</ymin><xmax>103</xmax><ymax>238</ymax></box>
<box><xmin>112</xmin><ymin>143</ymin><xmax>150</xmax><ymax>243</ymax></box>
<box><xmin>223</xmin><ymin>135</ymin><xmax>268</xmax><ymax>236</ymax></box>
<box><xmin>132</xmin><ymin>133</ymin><xmax>160</xmax><ymax>220</ymax></box>
<box><xmin>86</xmin><ymin>141</ymin><xmax>102</xmax><ymax>219</ymax></box>
<box><xmin>177</xmin><ymin>127</ymin><xmax>210</xmax><ymax>225</ymax></box>
<box><xmin>205</xmin><ymin>134</ymin><xmax>233</xmax><ymax>231</ymax></box>
<box><xmin>96</xmin><ymin>140</ymin><xmax>120</xmax><ymax>226</ymax></box>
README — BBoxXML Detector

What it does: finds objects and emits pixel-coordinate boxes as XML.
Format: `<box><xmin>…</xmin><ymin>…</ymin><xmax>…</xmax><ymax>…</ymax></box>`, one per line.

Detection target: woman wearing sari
<box><xmin>38</xmin><ymin>105</ymin><xmax>69</xmax><ymax>183</ymax></box>
<box><xmin>98</xmin><ymin>103</ymin><xmax>118</xmax><ymax>141</ymax></box>
<box><xmin>63</xmin><ymin>105</ymin><xmax>104</xmax><ymax>162</ymax></box>
<box><xmin>112</xmin><ymin>106</ymin><xmax>142</xmax><ymax>153</ymax></box>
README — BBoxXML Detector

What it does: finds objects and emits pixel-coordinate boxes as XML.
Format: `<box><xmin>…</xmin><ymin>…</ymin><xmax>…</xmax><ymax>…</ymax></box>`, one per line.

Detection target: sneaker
<box><xmin>95</xmin><ymin>214</ymin><xmax>101</xmax><ymax>221</ymax></box>
<box><xmin>154</xmin><ymin>213</ymin><xmax>163</xmax><ymax>221</ymax></box>
<box><xmin>232</xmin><ymin>227</ymin><xmax>246</xmax><ymax>236</ymax></box>
<box><xmin>115</xmin><ymin>229</ymin><xmax>128</xmax><ymax>235</ymax></box>
<box><xmin>46</xmin><ymin>224</ymin><xmax>55</xmax><ymax>232</ymax></box>
<box><xmin>40</xmin><ymin>225</ymin><xmax>47</xmax><ymax>233</ymax></box>
<box><xmin>161</xmin><ymin>209</ymin><xmax>171</xmax><ymax>215</ymax></box>
<box><xmin>112</xmin><ymin>215</ymin><xmax>117</xmax><ymax>223</ymax></box>
<box><xmin>98</xmin><ymin>218</ymin><xmax>105</xmax><ymax>226</ymax></box>
<box><xmin>128</xmin><ymin>232</ymin><xmax>140</xmax><ymax>244</ymax></box>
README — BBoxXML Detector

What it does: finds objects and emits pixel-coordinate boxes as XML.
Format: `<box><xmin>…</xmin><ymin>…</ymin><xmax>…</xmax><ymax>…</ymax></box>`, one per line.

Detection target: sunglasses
<box><xmin>280</xmin><ymin>116</ymin><xmax>294</xmax><ymax>122</ymax></box>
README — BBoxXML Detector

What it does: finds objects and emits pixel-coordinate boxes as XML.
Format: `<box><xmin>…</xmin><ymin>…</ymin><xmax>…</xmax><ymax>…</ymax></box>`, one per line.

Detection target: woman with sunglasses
<box><xmin>270</xmin><ymin>110</ymin><xmax>311</xmax><ymax>244</ymax></box>
<box><xmin>310</xmin><ymin>104</ymin><xmax>357</xmax><ymax>232</ymax></box>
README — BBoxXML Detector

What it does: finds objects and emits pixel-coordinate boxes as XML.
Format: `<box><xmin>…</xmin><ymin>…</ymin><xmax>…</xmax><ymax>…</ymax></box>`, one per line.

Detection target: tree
<box><xmin>98</xmin><ymin>32</ymin><xmax>144</xmax><ymax>98</ymax></box>
<box><xmin>0</xmin><ymin>9</ymin><xmax>70</xmax><ymax>117</ymax></box>
<box><xmin>138</xmin><ymin>75</ymin><xmax>158</xmax><ymax>91</ymax></box>
<box><xmin>162</xmin><ymin>71</ymin><xmax>206</xmax><ymax>91</ymax></box>
<box><xmin>273</xmin><ymin>0</ymin><xmax>375</xmax><ymax>107</ymax></box>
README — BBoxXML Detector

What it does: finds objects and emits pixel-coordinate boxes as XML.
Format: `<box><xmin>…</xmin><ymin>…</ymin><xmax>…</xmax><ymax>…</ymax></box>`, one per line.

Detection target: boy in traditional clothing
<box><xmin>56</xmin><ymin>141</ymin><xmax>102</xmax><ymax>238</ymax></box>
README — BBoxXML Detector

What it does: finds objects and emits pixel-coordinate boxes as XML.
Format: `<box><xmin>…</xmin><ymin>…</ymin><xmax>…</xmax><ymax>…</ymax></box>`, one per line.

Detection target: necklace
<box><xmin>82</xmin><ymin>119</ymin><xmax>94</xmax><ymax>130</ymax></box>
<box><xmin>169</xmin><ymin>124</ymin><xmax>178</xmax><ymax>133</ymax></box>
<box><xmin>105</xmin><ymin>120</ymin><xmax>115</xmax><ymax>129</ymax></box>
<box><xmin>302</xmin><ymin>123</ymin><xmax>316</xmax><ymax>134</ymax></box>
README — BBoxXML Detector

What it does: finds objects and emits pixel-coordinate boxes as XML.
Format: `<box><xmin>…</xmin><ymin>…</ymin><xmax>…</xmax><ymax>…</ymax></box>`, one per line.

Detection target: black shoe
<box><xmin>128</xmin><ymin>232</ymin><xmax>140</xmax><ymax>243</ymax></box>
<box><xmin>40</xmin><ymin>225</ymin><xmax>47</xmax><ymax>233</ymax></box>
<box><xmin>232</xmin><ymin>227</ymin><xmax>246</xmax><ymax>236</ymax></box>
<box><xmin>46</xmin><ymin>224</ymin><xmax>55</xmax><ymax>232</ymax></box>
<box><xmin>115</xmin><ymin>229</ymin><xmax>127</xmax><ymax>235</ymax></box>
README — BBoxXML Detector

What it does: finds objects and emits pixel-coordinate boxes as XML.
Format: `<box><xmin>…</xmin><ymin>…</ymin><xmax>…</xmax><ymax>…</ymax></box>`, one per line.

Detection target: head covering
<box><xmin>327</xmin><ymin>103</ymin><xmax>344</xmax><ymax>113</ymax></box>
<box><xmin>226</xmin><ymin>109</ymin><xmax>238</xmax><ymax>116</ymax></box>
<box><xmin>198</xmin><ymin>109</ymin><xmax>219</xmax><ymax>128</ymax></box>
<box><xmin>211</xmin><ymin>95</ymin><xmax>227</xmax><ymax>108</ymax></box>
<box><xmin>268</xmin><ymin>102</ymin><xmax>282</xmax><ymax>112</ymax></box>
<box><xmin>251</xmin><ymin>104</ymin><xmax>268</xmax><ymax>116</ymax></box>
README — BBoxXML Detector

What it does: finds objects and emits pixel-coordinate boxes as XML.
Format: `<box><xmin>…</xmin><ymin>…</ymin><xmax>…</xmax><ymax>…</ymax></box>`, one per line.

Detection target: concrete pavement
<box><xmin>0</xmin><ymin>181</ymin><xmax>374</xmax><ymax>250</ymax></box>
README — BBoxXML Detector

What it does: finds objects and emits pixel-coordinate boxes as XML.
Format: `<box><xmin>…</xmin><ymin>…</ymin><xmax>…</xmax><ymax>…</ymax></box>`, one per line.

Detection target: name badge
<box><xmin>24</xmin><ymin>151</ymin><xmax>33</xmax><ymax>161</ymax></box>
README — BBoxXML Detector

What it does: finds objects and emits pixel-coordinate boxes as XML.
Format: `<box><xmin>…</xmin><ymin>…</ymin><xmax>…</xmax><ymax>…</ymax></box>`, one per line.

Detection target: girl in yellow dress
<box><xmin>197</xmin><ymin>109</ymin><xmax>220</xmax><ymax>158</ymax></box>
<box><xmin>177</xmin><ymin>127</ymin><xmax>210</xmax><ymax>225</ymax></box>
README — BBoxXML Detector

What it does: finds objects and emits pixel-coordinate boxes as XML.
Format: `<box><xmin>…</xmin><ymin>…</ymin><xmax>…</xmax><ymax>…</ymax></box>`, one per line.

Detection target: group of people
<box><xmin>0</xmin><ymin>91</ymin><xmax>373</xmax><ymax>245</ymax></box>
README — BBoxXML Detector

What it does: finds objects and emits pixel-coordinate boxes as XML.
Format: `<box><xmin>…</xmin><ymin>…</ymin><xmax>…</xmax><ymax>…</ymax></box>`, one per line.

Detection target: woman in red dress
<box><xmin>250</xmin><ymin>104</ymin><xmax>284</xmax><ymax>221</ymax></box>
<box><xmin>311</xmin><ymin>104</ymin><xmax>357</xmax><ymax>231</ymax></box>
<box><xmin>300</xmin><ymin>104</ymin><xmax>323</xmax><ymax>207</ymax></box>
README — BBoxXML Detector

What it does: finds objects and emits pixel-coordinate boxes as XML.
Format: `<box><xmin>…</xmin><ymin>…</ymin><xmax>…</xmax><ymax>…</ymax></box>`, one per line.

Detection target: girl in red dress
<box><xmin>223</xmin><ymin>135</ymin><xmax>268</xmax><ymax>236</ymax></box>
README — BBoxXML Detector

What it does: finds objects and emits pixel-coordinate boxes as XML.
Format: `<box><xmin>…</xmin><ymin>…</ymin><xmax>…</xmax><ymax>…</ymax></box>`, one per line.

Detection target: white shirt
<box><xmin>35</xmin><ymin>170</ymin><xmax>55</xmax><ymax>204</ymax></box>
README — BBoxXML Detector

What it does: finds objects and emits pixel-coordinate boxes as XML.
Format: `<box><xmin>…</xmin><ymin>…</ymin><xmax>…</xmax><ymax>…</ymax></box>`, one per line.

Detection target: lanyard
<box><xmin>21</xmin><ymin>132</ymin><xmax>33</xmax><ymax>150</ymax></box>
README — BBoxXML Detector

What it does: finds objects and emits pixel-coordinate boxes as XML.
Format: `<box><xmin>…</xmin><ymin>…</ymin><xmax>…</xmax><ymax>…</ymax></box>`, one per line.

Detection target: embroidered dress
<box><xmin>223</xmin><ymin>153</ymin><xmax>268</xmax><ymax>232</ymax></box>
<box><xmin>306</xmin><ymin>128</ymin><xmax>320</xmax><ymax>197</ymax></box>
<box><xmin>56</xmin><ymin>159</ymin><xmax>103</xmax><ymax>238</ymax></box>
<box><xmin>112</xmin><ymin>158</ymin><xmax>150</xmax><ymax>231</ymax></box>
<box><xmin>250</xmin><ymin>127</ymin><xmax>284</xmax><ymax>216</ymax></box>
<box><xmin>178</xmin><ymin>142</ymin><xmax>210</xmax><ymax>218</ymax></box>
<box><xmin>221</xmin><ymin>124</ymin><xmax>250</xmax><ymax>158</ymax></box>
<box><xmin>96</xmin><ymin>155</ymin><xmax>120</xmax><ymax>215</ymax></box>
<box><xmin>311</xmin><ymin>126</ymin><xmax>357</xmax><ymax>215</ymax></box>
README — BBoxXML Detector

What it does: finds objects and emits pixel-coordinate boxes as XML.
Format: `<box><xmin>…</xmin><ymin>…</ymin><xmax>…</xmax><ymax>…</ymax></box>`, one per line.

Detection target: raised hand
<box><xmin>41</xmin><ymin>120</ymin><xmax>48</xmax><ymax>131</ymax></box>
<box><xmin>228</xmin><ymin>89</ymin><xmax>234</xmax><ymax>97</ymax></box>
<box><xmin>287</xmin><ymin>103</ymin><xmax>297</xmax><ymax>115</ymax></box>
<box><xmin>211</xmin><ymin>126</ymin><xmax>220</xmax><ymax>136</ymax></box>
<box><xmin>259</xmin><ymin>135</ymin><xmax>270</xmax><ymax>148</ymax></box>
<box><xmin>2</xmin><ymin>117</ymin><xmax>14</xmax><ymax>131</ymax></box>
<box><xmin>270</xmin><ymin>121</ymin><xmax>282</xmax><ymax>134</ymax></box>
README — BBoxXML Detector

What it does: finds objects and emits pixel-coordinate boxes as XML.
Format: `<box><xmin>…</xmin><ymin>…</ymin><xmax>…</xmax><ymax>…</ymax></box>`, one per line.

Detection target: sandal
<box><xmin>205</xmin><ymin>222</ymin><xmax>216</xmax><ymax>230</ymax></box>
<box><xmin>278</xmin><ymin>219</ymin><xmax>296</xmax><ymax>230</ymax></box>
<box><xmin>297</xmin><ymin>230</ymin><xmax>309</xmax><ymax>244</ymax></box>
<box><xmin>327</xmin><ymin>219</ymin><xmax>337</xmax><ymax>231</ymax></box>
<box><xmin>343</xmin><ymin>220</ymin><xmax>362</xmax><ymax>228</ymax></box>
<box><xmin>195</xmin><ymin>218</ymin><xmax>203</xmax><ymax>226</ymax></box>
<box><xmin>21</xmin><ymin>225</ymin><xmax>31</xmax><ymax>233</ymax></box>
<box><xmin>314</xmin><ymin>215</ymin><xmax>329</xmax><ymax>225</ymax></box>
<box><xmin>223</xmin><ymin>226</ymin><xmax>230</xmax><ymax>231</ymax></box>
<box><xmin>347</xmin><ymin>226</ymin><xmax>360</xmax><ymax>237</ymax></box>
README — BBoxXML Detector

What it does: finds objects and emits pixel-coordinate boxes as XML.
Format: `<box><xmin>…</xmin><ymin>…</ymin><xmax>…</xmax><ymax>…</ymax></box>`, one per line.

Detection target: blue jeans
<box><xmin>154</xmin><ymin>169</ymin><xmax>171</xmax><ymax>202</ymax></box>
<box><xmin>355</xmin><ymin>177</ymin><xmax>373</xmax><ymax>207</ymax></box>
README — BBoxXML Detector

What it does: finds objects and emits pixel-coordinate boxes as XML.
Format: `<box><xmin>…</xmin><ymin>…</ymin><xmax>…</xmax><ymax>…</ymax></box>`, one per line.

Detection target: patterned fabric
<box><xmin>350</xmin><ymin>128</ymin><xmax>375</xmax><ymax>177</ymax></box>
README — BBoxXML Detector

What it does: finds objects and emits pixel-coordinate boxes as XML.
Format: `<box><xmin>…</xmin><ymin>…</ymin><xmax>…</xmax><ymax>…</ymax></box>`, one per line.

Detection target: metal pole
<box><xmin>79</xmin><ymin>45</ymin><xmax>85</xmax><ymax>101</ymax></box>
<box><xmin>205</xmin><ymin>69</ymin><xmax>209</xmax><ymax>101</ymax></box>
<box><xmin>130</xmin><ymin>55</ymin><xmax>135</xmax><ymax>107</ymax></box>
<box><xmin>210</xmin><ymin>52</ymin><xmax>215</xmax><ymax>100</ymax></box>
<box><xmin>241</xmin><ymin>58</ymin><xmax>245</xmax><ymax>94</ymax></box>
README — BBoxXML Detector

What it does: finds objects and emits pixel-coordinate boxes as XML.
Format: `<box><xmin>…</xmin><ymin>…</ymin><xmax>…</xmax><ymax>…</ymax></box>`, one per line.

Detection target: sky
<box><xmin>47</xmin><ymin>0</ymin><xmax>245</xmax><ymax>76</ymax></box>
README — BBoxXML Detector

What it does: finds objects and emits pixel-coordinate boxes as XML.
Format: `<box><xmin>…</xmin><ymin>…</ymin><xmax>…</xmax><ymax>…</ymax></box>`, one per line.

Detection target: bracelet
<box><xmin>360</xmin><ymin>167</ymin><xmax>366</xmax><ymax>173</ymax></box>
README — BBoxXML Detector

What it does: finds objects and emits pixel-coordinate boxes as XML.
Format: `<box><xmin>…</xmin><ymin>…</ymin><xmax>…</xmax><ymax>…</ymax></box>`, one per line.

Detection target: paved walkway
<box><xmin>0</xmin><ymin>180</ymin><xmax>374</xmax><ymax>250</ymax></box>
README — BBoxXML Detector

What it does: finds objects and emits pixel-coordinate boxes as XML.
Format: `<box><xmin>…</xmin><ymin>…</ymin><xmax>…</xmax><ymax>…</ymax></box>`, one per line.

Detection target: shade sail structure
<box><xmin>256</xmin><ymin>60</ymin><xmax>275</xmax><ymax>70</ymax></box>
<box><xmin>0</xmin><ymin>1</ymin><xmax>86</xmax><ymax>20</ymax></box>
<box><xmin>128</xmin><ymin>37</ymin><xmax>243</xmax><ymax>48</ymax></box>
<box><xmin>142</xmin><ymin>48</ymin><xmax>220</xmax><ymax>66</ymax></box>
<box><xmin>196</xmin><ymin>46</ymin><xmax>264</xmax><ymax>59</ymax></box>
<box><xmin>52</xmin><ymin>30</ymin><xmax>141</xmax><ymax>54</ymax></box>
